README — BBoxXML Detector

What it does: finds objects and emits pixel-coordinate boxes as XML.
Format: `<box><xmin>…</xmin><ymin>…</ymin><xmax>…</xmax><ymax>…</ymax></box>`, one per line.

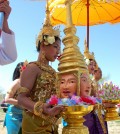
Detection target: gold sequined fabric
<box><xmin>29</xmin><ymin>62</ymin><xmax>57</xmax><ymax>102</ymax></box>
<box><xmin>94</xmin><ymin>104</ymin><xmax>107</xmax><ymax>134</ymax></box>
<box><xmin>22</xmin><ymin>111</ymin><xmax>58</xmax><ymax>134</ymax></box>
<box><xmin>22</xmin><ymin>62</ymin><xmax>58</xmax><ymax>134</ymax></box>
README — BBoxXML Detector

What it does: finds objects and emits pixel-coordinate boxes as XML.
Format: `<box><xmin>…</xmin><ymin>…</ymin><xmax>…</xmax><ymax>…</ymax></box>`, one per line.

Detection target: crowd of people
<box><xmin>0</xmin><ymin>0</ymin><xmax>120</xmax><ymax>134</ymax></box>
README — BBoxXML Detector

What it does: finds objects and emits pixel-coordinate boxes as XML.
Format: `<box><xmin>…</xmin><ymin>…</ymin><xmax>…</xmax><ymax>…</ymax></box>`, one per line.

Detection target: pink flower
<box><xmin>48</xmin><ymin>95</ymin><xmax>58</xmax><ymax>105</ymax></box>
<box><xmin>71</xmin><ymin>95</ymin><xmax>80</xmax><ymax>104</ymax></box>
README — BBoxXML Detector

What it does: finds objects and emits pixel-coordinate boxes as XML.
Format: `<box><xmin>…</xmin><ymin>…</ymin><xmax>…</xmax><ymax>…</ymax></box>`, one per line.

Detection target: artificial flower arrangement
<box><xmin>84</xmin><ymin>57</ymin><xmax>90</xmax><ymax>66</ymax></box>
<box><xmin>43</xmin><ymin>36</ymin><xmax>55</xmax><ymax>45</ymax></box>
<box><xmin>47</xmin><ymin>95</ymin><xmax>101</xmax><ymax>106</ymax></box>
<box><xmin>36</xmin><ymin>35</ymin><xmax>56</xmax><ymax>48</ymax></box>
<box><xmin>97</xmin><ymin>82</ymin><xmax>120</xmax><ymax>121</ymax></box>
<box><xmin>47</xmin><ymin>95</ymin><xmax>102</xmax><ymax>131</ymax></box>
<box><xmin>97</xmin><ymin>81</ymin><xmax>120</xmax><ymax>100</ymax></box>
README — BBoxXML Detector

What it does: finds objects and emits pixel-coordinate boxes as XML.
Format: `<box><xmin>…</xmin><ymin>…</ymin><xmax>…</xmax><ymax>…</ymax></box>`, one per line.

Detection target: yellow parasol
<box><xmin>49</xmin><ymin>0</ymin><xmax>120</xmax><ymax>48</ymax></box>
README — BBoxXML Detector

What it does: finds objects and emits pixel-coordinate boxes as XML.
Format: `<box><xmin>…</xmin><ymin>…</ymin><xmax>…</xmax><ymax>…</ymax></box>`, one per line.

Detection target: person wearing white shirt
<box><xmin>0</xmin><ymin>0</ymin><xmax>17</xmax><ymax>65</ymax></box>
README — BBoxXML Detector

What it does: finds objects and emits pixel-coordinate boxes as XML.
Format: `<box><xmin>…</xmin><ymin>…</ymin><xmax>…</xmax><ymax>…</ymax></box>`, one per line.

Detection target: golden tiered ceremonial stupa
<box><xmin>54</xmin><ymin>0</ymin><xmax>93</xmax><ymax>133</ymax></box>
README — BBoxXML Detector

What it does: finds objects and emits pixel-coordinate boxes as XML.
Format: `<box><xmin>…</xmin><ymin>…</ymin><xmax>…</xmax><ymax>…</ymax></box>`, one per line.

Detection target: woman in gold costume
<box><xmin>17</xmin><ymin>4</ymin><xmax>64</xmax><ymax>134</ymax></box>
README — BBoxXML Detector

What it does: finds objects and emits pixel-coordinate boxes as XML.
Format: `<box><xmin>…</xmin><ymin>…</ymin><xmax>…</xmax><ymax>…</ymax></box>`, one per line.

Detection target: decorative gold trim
<box><xmin>33</xmin><ymin>101</ymin><xmax>58</xmax><ymax>124</ymax></box>
<box><xmin>94</xmin><ymin>104</ymin><xmax>107</xmax><ymax>134</ymax></box>
<box><xmin>17</xmin><ymin>87</ymin><xmax>29</xmax><ymax>94</ymax></box>
<box><xmin>34</xmin><ymin>101</ymin><xmax>44</xmax><ymax>116</ymax></box>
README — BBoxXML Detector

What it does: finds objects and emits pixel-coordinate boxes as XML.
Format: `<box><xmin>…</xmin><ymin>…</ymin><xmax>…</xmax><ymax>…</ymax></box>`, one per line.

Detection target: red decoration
<box><xmin>80</xmin><ymin>97</ymin><xmax>96</xmax><ymax>105</ymax></box>
<box><xmin>57</xmin><ymin>54</ymin><xmax>62</xmax><ymax>61</ymax></box>
<box><xmin>21</xmin><ymin>66</ymin><xmax>26</xmax><ymax>71</ymax></box>
<box><xmin>48</xmin><ymin>95</ymin><xmax>58</xmax><ymax>105</ymax></box>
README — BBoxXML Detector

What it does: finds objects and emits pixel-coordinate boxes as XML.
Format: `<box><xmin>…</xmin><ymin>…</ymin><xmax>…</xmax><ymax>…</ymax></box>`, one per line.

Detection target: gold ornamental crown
<box><xmin>57</xmin><ymin>28</ymin><xmax>89</xmax><ymax>96</ymax></box>
<box><xmin>36</xmin><ymin>1</ymin><xmax>60</xmax><ymax>47</ymax></box>
<box><xmin>84</xmin><ymin>38</ymin><xmax>95</xmax><ymax>60</ymax></box>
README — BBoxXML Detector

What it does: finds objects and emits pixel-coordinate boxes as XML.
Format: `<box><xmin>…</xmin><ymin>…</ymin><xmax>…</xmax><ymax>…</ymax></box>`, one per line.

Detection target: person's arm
<box><xmin>1</xmin><ymin>0</ymin><xmax>12</xmax><ymax>34</ymax></box>
<box><xmin>17</xmin><ymin>63</ymin><xmax>37</xmax><ymax>111</ymax></box>
<box><xmin>0</xmin><ymin>31</ymin><xmax>17</xmax><ymax>65</ymax></box>
<box><xmin>17</xmin><ymin>63</ymin><xmax>64</xmax><ymax>116</ymax></box>
<box><xmin>5</xmin><ymin>79</ymin><xmax>20</xmax><ymax>105</ymax></box>
<box><xmin>0</xmin><ymin>0</ymin><xmax>17</xmax><ymax>65</ymax></box>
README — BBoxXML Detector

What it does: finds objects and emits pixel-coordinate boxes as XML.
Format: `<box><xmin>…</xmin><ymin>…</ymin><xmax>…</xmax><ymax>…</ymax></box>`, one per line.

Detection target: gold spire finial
<box><xmin>36</xmin><ymin>0</ymin><xmax>60</xmax><ymax>47</ymax></box>
<box><xmin>44</xmin><ymin>0</ymin><xmax>51</xmax><ymax>27</ymax></box>
<box><xmin>84</xmin><ymin>38</ymin><xmax>95</xmax><ymax>60</ymax></box>
<box><xmin>57</xmin><ymin>1</ymin><xmax>89</xmax><ymax>96</ymax></box>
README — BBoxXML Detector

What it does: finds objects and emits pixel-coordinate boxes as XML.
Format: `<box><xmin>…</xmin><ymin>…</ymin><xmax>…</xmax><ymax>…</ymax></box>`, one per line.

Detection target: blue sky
<box><xmin>0</xmin><ymin>0</ymin><xmax>120</xmax><ymax>92</ymax></box>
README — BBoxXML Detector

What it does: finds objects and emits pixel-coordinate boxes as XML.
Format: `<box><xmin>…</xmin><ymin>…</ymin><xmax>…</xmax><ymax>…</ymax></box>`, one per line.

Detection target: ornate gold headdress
<box><xmin>36</xmin><ymin>0</ymin><xmax>60</xmax><ymax>47</ymax></box>
<box><xmin>84</xmin><ymin>38</ymin><xmax>95</xmax><ymax>60</ymax></box>
<box><xmin>57</xmin><ymin>1</ymin><xmax>89</xmax><ymax>96</ymax></box>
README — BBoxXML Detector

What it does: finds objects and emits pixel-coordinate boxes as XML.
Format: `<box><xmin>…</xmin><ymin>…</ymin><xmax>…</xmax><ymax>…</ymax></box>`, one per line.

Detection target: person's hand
<box><xmin>0</xmin><ymin>0</ymin><xmax>12</xmax><ymax>33</ymax></box>
<box><xmin>0</xmin><ymin>0</ymin><xmax>11</xmax><ymax>20</ymax></box>
<box><xmin>49</xmin><ymin>105</ymin><xmax>65</xmax><ymax>116</ymax></box>
<box><xmin>43</xmin><ymin>103</ymin><xmax>65</xmax><ymax>116</ymax></box>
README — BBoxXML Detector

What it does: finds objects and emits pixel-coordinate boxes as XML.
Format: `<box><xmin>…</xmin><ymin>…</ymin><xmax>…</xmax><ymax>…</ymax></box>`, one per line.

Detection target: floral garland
<box><xmin>47</xmin><ymin>95</ymin><xmax>101</xmax><ymax>106</ymax></box>
<box><xmin>97</xmin><ymin>81</ymin><xmax>120</xmax><ymax>100</ymax></box>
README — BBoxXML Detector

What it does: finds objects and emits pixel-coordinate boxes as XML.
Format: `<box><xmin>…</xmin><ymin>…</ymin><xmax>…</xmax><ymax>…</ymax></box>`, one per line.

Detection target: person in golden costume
<box><xmin>94</xmin><ymin>67</ymin><xmax>102</xmax><ymax>82</ymax></box>
<box><xmin>17</xmin><ymin>3</ymin><xmax>64</xmax><ymax>134</ymax></box>
<box><xmin>92</xmin><ymin>67</ymin><xmax>102</xmax><ymax>96</ymax></box>
<box><xmin>84</xmin><ymin>39</ymin><xmax>98</xmax><ymax>76</ymax></box>
<box><xmin>83</xmin><ymin>39</ymin><xmax>100</xmax><ymax>96</ymax></box>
